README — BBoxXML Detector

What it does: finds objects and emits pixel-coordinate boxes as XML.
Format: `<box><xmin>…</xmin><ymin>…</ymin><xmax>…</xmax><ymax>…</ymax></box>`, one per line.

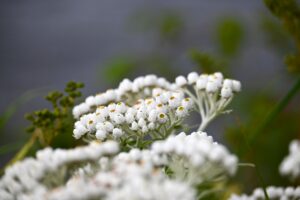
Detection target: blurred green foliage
<box><xmin>0</xmin><ymin>89</ymin><xmax>43</xmax><ymax>135</ymax></box>
<box><xmin>226</xmin><ymin>92</ymin><xmax>300</xmax><ymax>188</ymax></box>
<box><xmin>260</xmin><ymin>15</ymin><xmax>294</xmax><ymax>54</ymax></box>
<box><xmin>130</xmin><ymin>9</ymin><xmax>184</xmax><ymax>41</ymax></box>
<box><xmin>102</xmin><ymin>57</ymin><xmax>136</xmax><ymax>84</ymax></box>
<box><xmin>264</xmin><ymin>0</ymin><xmax>300</xmax><ymax>74</ymax></box>
<box><xmin>102</xmin><ymin>9</ymin><xmax>184</xmax><ymax>84</ymax></box>
<box><xmin>216</xmin><ymin>18</ymin><xmax>244</xmax><ymax>57</ymax></box>
<box><xmin>189</xmin><ymin>49</ymin><xmax>227</xmax><ymax>73</ymax></box>
<box><xmin>3</xmin><ymin>82</ymin><xmax>84</xmax><ymax>169</ymax></box>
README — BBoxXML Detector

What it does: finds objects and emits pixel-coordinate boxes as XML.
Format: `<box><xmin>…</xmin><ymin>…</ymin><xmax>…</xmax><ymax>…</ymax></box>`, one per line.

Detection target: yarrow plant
<box><xmin>1</xmin><ymin>71</ymin><xmax>299</xmax><ymax>200</ymax></box>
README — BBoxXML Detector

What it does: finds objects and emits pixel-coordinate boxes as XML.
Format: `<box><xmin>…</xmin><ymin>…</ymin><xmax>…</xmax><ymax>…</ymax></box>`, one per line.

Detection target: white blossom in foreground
<box><xmin>175</xmin><ymin>72</ymin><xmax>241</xmax><ymax>131</ymax></box>
<box><xmin>151</xmin><ymin>131</ymin><xmax>238</xmax><ymax>185</ymax></box>
<box><xmin>72</xmin><ymin>75</ymin><xmax>174</xmax><ymax>118</ymax></box>
<box><xmin>0</xmin><ymin>141</ymin><xmax>119</xmax><ymax>200</ymax></box>
<box><xmin>279</xmin><ymin>140</ymin><xmax>300</xmax><ymax>179</ymax></box>
<box><xmin>53</xmin><ymin>171</ymin><xmax>195</xmax><ymax>200</ymax></box>
<box><xmin>73</xmin><ymin>90</ymin><xmax>194</xmax><ymax>142</ymax></box>
<box><xmin>229</xmin><ymin>186</ymin><xmax>300</xmax><ymax>200</ymax></box>
<box><xmin>0</xmin><ymin>140</ymin><xmax>197</xmax><ymax>200</ymax></box>
<box><xmin>105</xmin><ymin>150</ymin><xmax>196</xmax><ymax>200</ymax></box>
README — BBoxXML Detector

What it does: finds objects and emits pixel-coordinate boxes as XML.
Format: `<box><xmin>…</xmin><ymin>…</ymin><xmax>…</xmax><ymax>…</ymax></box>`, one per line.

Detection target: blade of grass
<box><xmin>239</xmin><ymin>119</ymin><xmax>270</xmax><ymax>200</ymax></box>
<box><xmin>248</xmin><ymin>76</ymin><xmax>300</xmax><ymax>145</ymax></box>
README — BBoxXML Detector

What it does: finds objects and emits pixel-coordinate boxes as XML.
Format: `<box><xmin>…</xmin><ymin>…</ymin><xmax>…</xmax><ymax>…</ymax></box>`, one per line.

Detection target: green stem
<box><xmin>249</xmin><ymin>76</ymin><xmax>300</xmax><ymax>144</ymax></box>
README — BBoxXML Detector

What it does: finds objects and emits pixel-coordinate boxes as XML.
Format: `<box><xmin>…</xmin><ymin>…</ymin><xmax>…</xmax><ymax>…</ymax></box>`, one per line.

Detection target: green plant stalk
<box><xmin>239</xmin><ymin>112</ymin><xmax>270</xmax><ymax>200</ymax></box>
<box><xmin>0</xmin><ymin>141</ymin><xmax>24</xmax><ymax>155</ymax></box>
<box><xmin>248</xmin><ymin>76</ymin><xmax>300</xmax><ymax>144</ymax></box>
<box><xmin>4</xmin><ymin>133</ymin><xmax>37</xmax><ymax>169</ymax></box>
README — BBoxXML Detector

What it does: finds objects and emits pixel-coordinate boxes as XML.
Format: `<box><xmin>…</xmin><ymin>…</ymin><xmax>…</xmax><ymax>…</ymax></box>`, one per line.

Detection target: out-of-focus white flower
<box><xmin>279</xmin><ymin>140</ymin><xmax>300</xmax><ymax>179</ymax></box>
<box><xmin>151</xmin><ymin>131</ymin><xmax>238</xmax><ymax>185</ymax></box>
<box><xmin>0</xmin><ymin>141</ymin><xmax>119</xmax><ymax>200</ymax></box>
<box><xmin>229</xmin><ymin>186</ymin><xmax>300</xmax><ymax>200</ymax></box>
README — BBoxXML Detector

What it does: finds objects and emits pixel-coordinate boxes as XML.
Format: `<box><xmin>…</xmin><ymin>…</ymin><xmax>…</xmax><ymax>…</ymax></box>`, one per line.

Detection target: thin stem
<box><xmin>248</xmin><ymin>76</ymin><xmax>300</xmax><ymax>145</ymax></box>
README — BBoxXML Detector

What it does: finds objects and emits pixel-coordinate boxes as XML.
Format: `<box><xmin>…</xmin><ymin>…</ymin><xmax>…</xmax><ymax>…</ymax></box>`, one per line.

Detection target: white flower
<box><xmin>229</xmin><ymin>186</ymin><xmax>300</xmax><ymax>200</ymax></box>
<box><xmin>96</xmin><ymin>130</ymin><xmax>107</xmax><ymax>140</ymax></box>
<box><xmin>72</xmin><ymin>75</ymin><xmax>173</xmax><ymax>119</ymax></box>
<box><xmin>175</xmin><ymin>76</ymin><xmax>187</xmax><ymax>87</ymax></box>
<box><xmin>279</xmin><ymin>140</ymin><xmax>300</xmax><ymax>179</ymax></box>
<box><xmin>151</xmin><ymin>131</ymin><xmax>238</xmax><ymax>185</ymax></box>
<box><xmin>175</xmin><ymin>106</ymin><xmax>189</xmax><ymax>118</ymax></box>
<box><xmin>168</xmin><ymin>96</ymin><xmax>181</xmax><ymax>108</ymax></box>
<box><xmin>196</xmin><ymin>74</ymin><xmax>208</xmax><ymax>90</ymax></box>
<box><xmin>187</xmin><ymin>72</ymin><xmax>199</xmax><ymax>84</ymax></box>
<box><xmin>157</xmin><ymin>113</ymin><xmax>168</xmax><ymax>124</ymax></box>
<box><xmin>115</xmin><ymin>102</ymin><xmax>127</xmax><ymax>113</ymax></box>
<box><xmin>181</xmin><ymin>98</ymin><xmax>193</xmax><ymax>110</ymax></box>
<box><xmin>0</xmin><ymin>141</ymin><xmax>119</xmax><ymax>200</ymax></box>
<box><xmin>118</xmin><ymin>79</ymin><xmax>133</xmax><ymax>93</ymax></box>
<box><xmin>112</xmin><ymin>113</ymin><xmax>125</xmax><ymax>124</ymax></box>
<box><xmin>232</xmin><ymin>80</ymin><xmax>242</xmax><ymax>92</ymax></box>
<box><xmin>221</xmin><ymin>86</ymin><xmax>233</xmax><ymax>98</ymax></box>
<box><xmin>206</xmin><ymin>80</ymin><xmax>219</xmax><ymax>93</ymax></box>
<box><xmin>130</xmin><ymin>121</ymin><xmax>138</xmax><ymax>131</ymax></box>
<box><xmin>112</xmin><ymin>128</ymin><xmax>123</xmax><ymax>138</ymax></box>
<box><xmin>104</xmin><ymin>122</ymin><xmax>114</xmax><ymax>132</ymax></box>
<box><xmin>148</xmin><ymin>109</ymin><xmax>158</xmax><ymax>122</ymax></box>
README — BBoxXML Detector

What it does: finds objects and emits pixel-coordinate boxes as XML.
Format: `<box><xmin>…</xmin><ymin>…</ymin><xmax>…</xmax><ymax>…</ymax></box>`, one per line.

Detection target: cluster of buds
<box><xmin>73</xmin><ymin>75</ymin><xmax>174</xmax><ymax>119</ymax></box>
<box><xmin>175</xmin><ymin>72</ymin><xmax>241</xmax><ymax>130</ymax></box>
<box><xmin>229</xmin><ymin>186</ymin><xmax>300</xmax><ymax>200</ymax></box>
<box><xmin>73</xmin><ymin>72</ymin><xmax>242</xmax><ymax>133</ymax></box>
<box><xmin>0</xmin><ymin>141</ymin><xmax>118</xmax><ymax>200</ymax></box>
<box><xmin>151</xmin><ymin>131</ymin><xmax>238</xmax><ymax>185</ymax></box>
<box><xmin>279</xmin><ymin>140</ymin><xmax>300</xmax><ymax>179</ymax></box>
<box><xmin>73</xmin><ymin>90</ymin><xmax>194</xmax><ymax>144</ymax></box>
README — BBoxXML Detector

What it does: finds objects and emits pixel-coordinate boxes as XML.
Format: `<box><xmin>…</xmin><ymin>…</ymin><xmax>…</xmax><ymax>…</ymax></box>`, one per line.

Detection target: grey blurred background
<box><xmin>0</xmin><ymin>0</ymin><xmax>293</xmax><ymax>144</ymax></box>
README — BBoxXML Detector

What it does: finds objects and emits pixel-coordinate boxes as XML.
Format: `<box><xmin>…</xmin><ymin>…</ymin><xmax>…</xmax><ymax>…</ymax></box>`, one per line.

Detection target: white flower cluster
<box><xmin>73</xmin><ymin>72</ymin><xmax>241</xmax><ymax>135</ymax></box>
<box><xmin>43</xmin><ymin>155</ymin><xmax>195</xmax><ymax>200</ymax></box>
<box><xmin>0</xmin><ymin>142</ymin><xmax>196</xmax><ymax>200</ymax></box>
<box><xmin>175</xmin><ymin>72</ymin><xmax>241</xmax><ymax>130</ymax></box>
<box><xmin>0</xmin><ymin>141</ymin><xmax>119</xmax><ymax>200</ymax></box>
<box><xmin>104</xmin><ymin>149</ymin><xmax>196</xmax><ymax>200</ymax></box>
<box><xmin>229</xmin><ymin>186</ymin><xmax>300</xmax><ymax>200</ymax></box>
<box><xmin>279</xmin><ymin>140</ymin><xmax>300</xmax><ymax>179</ymax></box>
<box><xmin>151</xmin><ymin>131</ymin><xmax>238</xmax><ymax>185</ymax></box>
<box><xmin>73</xmin><ymin>90</ymin><xmax>194</xmax><ymax>141</ymax></box>
<box><xmin>73</xmin><ymin>75</ymin><xmax>174</xmax><ymax>119</ymax></box>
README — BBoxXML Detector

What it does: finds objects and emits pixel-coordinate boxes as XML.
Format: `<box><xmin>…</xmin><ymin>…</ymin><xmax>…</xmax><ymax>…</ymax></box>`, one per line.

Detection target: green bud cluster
<box><xmin>25</xmin><ymin>81</ymin><xmax>84</xmax><ymax>146</ymax></box>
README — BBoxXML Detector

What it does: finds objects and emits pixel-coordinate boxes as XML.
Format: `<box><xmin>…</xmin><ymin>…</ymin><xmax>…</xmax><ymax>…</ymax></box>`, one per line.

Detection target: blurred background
<box><xmin>0</xmin><ymin>0</ymin><xmax>299</xmax><ymax>193</ymax></box>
